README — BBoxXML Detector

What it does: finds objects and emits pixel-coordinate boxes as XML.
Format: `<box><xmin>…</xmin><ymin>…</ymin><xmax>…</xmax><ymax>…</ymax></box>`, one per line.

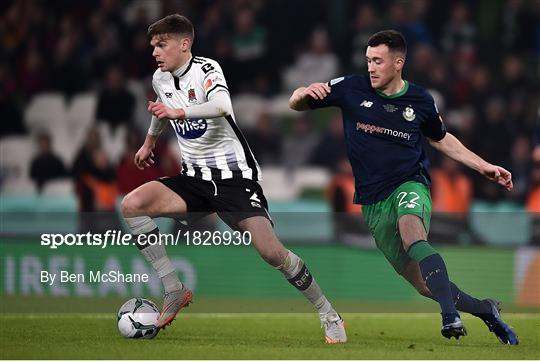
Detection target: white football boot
<box><xmin>320</xmin><ymin>312</ymin><xmax>347</xmax><ymax>344</ymax></box>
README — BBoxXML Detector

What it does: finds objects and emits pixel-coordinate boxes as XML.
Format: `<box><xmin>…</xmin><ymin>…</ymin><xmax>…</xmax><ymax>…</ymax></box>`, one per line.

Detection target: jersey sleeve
<box><xmin>200</xmin><ymin>60</ymin><xmax>229</xmax><ymax>99</ymax></box>
<box><xmin>308</xmin><ymin>76</ymin><xmax>350</xmax><ymax>109</ymax></box>
<box><xmin>151</xmin><ymin>77</ymin><xmax>163</xmax><ymax>102</ymax></box>
<box><xmin>420</xmin><ymin>92</ymin><xmax>447</xmax><ymax>141</ymax></box>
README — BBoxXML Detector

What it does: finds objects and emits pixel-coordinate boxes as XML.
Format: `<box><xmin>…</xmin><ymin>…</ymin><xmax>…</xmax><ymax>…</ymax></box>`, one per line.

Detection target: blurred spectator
<box><xmin>49</xmin><ymin>14</ymin><xmax>90</xmax><ymax>96</ymax></box>
<box><xmin>386</xmin><ymin>0</ymin><xmax>433</xmax><ymax>49</ymax></box>
<box><xmin>29</xmin><ymin>132</ymin><xmax>68</xmax><ymax>192</ymax></box>
<box><xmin>533</xmin><ymin>0</ymin><xmax>540</xmax><ymax>59</ymax></box>
<box><xmin>430</xmin><ymin>156</ymin><xmax>472</xmax><ymax>214</ymax></box>
<box><xmin>282</xmin><ymin>28</ymin><xmax>339</xmax><ymax>91</ymax></box>
<box><xmin>449</xmin><ymin>48</ymin><xmax>477</xmax><ymax>106</ymax></box>
<box><xmin>83</xmin><ymin>148</ymin><xmax>118</xmax><ymax>211</ymax></box>
<box><xmin>384</xmin><ymin>0</ymin><xmax>408</xmax><ymax>33</ymax></box>
<box><xmin>195</xmin><ymin>3</ymin><xmax>227</xmax><ymax>59</ymax></box>
<box><xmin>407</xmin><ymin>44</ymin><xmax>436</xmax><ymax>85</ymax></box>
<box><xmin>229</xmin><ymin>7</ymin><xmax>268</xmax><ymax>91</ymax></box>
<box><xmin>0</xmin><ymin>61</ymin><xmax>25</xmax><ymax>137</ymax></box>
<box><xmin>499</xmin><ymin>0</ymin><xmax>536</xmax><ymax>53</ymax></box>
<box><xmin>282</xmin><ymin>114</ymin><xmax>320</xmax><ymax>171</ymax></box>
<box><xmin>17</xmin><ymin>44</ymin><xmax>48</xmax><ymax>97</ymax></box>
<box><xmin>527</xmin><ymin>158</ymin><xmax>540</xmax><ymax>213</ymax></box>
<box><xmin>72</xmin><ymin>127</ymin><xmax>120</xmax><ymax>230</ymax></box>
<box><xmin>443</xmin><ymin>106</ymin><xmax>476</xmax><ymax>148</ymax></box>
<box><xmin>0</xmin><ymin>95</ymin><xmax>25</xmax><ymax>138</ymax></box>
<box><xmin>441</xmin><ymin>2</ymin><xmax>477</xmax><ymax>54</ymax></box>
<box><xmin>528</xmin><ymin>115</ymin><xmax>540</xmax><ymax>213</ymax></box>
<box><xmin>123</xmin><ymin>5</ymin><xmax>156</xmax><ymax>79</ymax></box>
<box><xmin>96</xmin><ymin>65</ymin><xmax>136</xmax><ymax>129</ymax></box>
<box><xmin>506</xmin><ymin>134</ymin><xmax>532</xmax><ymax>203</ymax></box>
<box><xmin>72</xmin><ymin>127</ymin><xmax>116</xmax><ymax>213</ymax></box>
<box><xmin>501</xmin><ymin>55</ymin><xmax>530</xmax><ymax>92</ymax></box>
<box><xmin>244</xmin><ymin>111</ymin><xmax>282</xmax><ymax>165</ymax></box>
<box><xmin>468</xmin><ymin>65</ymin><xmax>494</xmax><ymax>115</ymax></box>
<box><xmin>311</xmin><ymin>113</ymin><xmax>347</xmax><ymax>171</ymax></box>
<box><xmin>96</xmin><ymin>0</ymin><xmax>128</xmax><ymax>44</ymax></box>
<box><xmin>426</xmin><ymin>61</ymin><xmax>452</xmax><ymax>104</ymax></box>
<box><xmin>534</xmin><ymin>112</ymin><xmax>540</xmax><ymax>162</ymax></box>
<box><xmin>125</xmin><ymin>30</ymin><xmax>155</xmax><ymax>79</ymax></box>
<box><xmin>527</xmin><ymin>165</ymin><xmax>540</xmax><ymax>213</ymax></box>
<box><xmin>327</xmin><ymin>158</ymin><xmax>362</xmax><ymax>215</ymax></box>
<box><xmin>472</xmin><ymin>97</ymin><xmax>512</xmax><ymax>201</ymax></box>
<box><xmin>327</xmin><ymin>158</ymin><xmax>370</xmax><ymax>247</ymax></box>
<box><xmin>525</xmin><ymin>116</ymin><xmax>540</xmax><ymax>245</ymax></box>
<box><xmin>347</xmin><ymin>3</ymin><xmax>379</xmax><ymax>72</ymax></box>
<box><xmin>500</xmin><ymin>55</ymin><xmax>533</xmax><ymax>127</ymax></box>
<box><xmin>116</xmin><ymin>129</ymin><xmax>161</xmax><ymax>195</ymax></box>
<box><xmin>87</xmin><ymin>9</ymin><xmax>125</xmax><ymax>80</ymax></box>
<box><xmin>406</xmin><ymin>0</ymin><xmax>433</xmax><ymax>46</ymax></box>
<box><xmin>429</xmin><ymin>156</ymin><xmax>472</xmax><ymax>245</ymax></box>
<box><xmin>474</xmin><ymin>97</ymin><xmax>511</xmax><ymax>165</ymax></box>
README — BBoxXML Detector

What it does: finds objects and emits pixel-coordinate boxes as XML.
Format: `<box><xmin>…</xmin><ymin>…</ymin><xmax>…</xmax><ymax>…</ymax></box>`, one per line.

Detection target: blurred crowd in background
<box><xmin>1</xmin><ymin>0</ymin><xmax>540</xmax><ymax>221</ymax></box>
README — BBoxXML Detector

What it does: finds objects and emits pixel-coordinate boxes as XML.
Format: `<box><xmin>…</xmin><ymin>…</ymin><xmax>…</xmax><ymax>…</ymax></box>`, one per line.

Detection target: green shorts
<box><xmin>362</xmin><ymin>181</ymin><xmax>432</xmax><ymax>274</ymax></box>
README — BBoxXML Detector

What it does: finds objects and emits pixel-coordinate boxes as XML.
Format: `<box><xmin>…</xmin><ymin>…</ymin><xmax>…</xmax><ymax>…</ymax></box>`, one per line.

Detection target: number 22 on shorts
<box><xmin>397</xmin><ymin>191</ymin><xmax>420</xmax><ymax>209</ymax></box>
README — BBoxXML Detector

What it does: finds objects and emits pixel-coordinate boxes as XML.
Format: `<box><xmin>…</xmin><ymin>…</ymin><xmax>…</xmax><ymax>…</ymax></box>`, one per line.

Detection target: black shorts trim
<box><xmin>157</xmin><ymin>174</ymin><xmax>272</xmax><ymax>230</ymax></box>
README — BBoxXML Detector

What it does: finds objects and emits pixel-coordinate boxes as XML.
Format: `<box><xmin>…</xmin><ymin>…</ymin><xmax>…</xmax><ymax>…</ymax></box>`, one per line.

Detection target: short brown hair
<box><xmin>147</xmin><ymin>14</ymin><xmax>194</xmax><ymax>40</ymax></box>
<box><xmin>367</xmin><ymin>30</ymin><xmax>407</xmax><ymax>56</ymax></box>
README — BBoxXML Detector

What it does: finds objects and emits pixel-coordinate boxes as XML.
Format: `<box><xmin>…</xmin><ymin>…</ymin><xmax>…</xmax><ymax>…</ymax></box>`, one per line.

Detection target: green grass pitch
<box><xmin>1</xmin><ymin>312</ymin><xmax>538</xmax><ymax>359</ymax></box>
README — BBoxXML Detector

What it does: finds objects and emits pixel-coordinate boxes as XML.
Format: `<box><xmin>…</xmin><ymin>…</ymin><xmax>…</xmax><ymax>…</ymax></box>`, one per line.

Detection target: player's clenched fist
<box><xmin>303</xmin><ymin>82</ymin><xmax>331</xmax><ymax>100</ymax></box>
<box><xmin>148</xmin><ymin>101</ymin><xmax>185</xmax><ymax>120</ymax></box>
<box><xmin>134</xmin><ymin>145</ymin><xmax>155</xmax><ymax>170</ymax></box>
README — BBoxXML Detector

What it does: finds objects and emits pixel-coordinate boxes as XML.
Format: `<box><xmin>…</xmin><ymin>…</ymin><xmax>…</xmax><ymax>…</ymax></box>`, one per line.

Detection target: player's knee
<box><xmin>259</xmin><ymin>247</ymin><xmax>287</xmax><ymax>267</ymax></box>
<box><xmin>416</xmin><ymin>284</ymin><xmax>433</xmax><ymax>298</ymax></box>
<box><xmin>121</xmin><ymin>192</ymin><xmax>146</xmax><ymax>218</ymax></box>
<box><xmin>398</xmin><ymin>215</ymin><xmax>427</xmax><ymax>251</ymax></box>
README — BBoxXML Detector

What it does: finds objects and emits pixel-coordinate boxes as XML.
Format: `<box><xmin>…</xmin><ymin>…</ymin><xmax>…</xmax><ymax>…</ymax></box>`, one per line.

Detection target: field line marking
<box><xmin>1</xmin><ymin>313</ymin><xmax>538</xmax><ymax>320</ymax></box>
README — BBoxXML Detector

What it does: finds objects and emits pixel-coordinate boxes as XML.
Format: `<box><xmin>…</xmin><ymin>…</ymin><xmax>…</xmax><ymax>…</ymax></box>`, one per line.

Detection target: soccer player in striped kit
<box><xmin>120</xmin><ymin>14</ymin><xmax>347</xmax><ymax>344</ymax></box>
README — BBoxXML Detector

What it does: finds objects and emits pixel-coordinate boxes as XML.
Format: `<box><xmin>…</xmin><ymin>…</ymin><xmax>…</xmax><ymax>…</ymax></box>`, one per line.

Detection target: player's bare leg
<box><xmin>121</xmin><ymin>181</ymin><xmax>192</xmax><ymax>329</ymax></box>
<box><xmin>399</xmin><ymin>214</ymin><xmax>466</xmax><ymax>340</ymax></box>
<box><xmin>237</xmin><ymin>216</ymin><xmax>347</xmax><ymax>343</ymax></box>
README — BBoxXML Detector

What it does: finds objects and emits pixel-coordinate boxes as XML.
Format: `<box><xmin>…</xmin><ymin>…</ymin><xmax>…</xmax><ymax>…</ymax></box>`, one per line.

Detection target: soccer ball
<box><xmin>117</xmin><ymin>298</ymin><xmax>160</xmax><ymax>339</ymax></box>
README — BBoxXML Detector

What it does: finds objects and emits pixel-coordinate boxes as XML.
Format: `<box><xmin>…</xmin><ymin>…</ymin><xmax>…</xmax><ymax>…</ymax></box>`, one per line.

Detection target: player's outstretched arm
<box><xmin>428</xmin><ymin>132</ymin><xmax>513</xmax><ymax>191</ymax></box>
<box><xmin>289</xmin><ymin>83</ymin><xmax>331</xmax><ymax>111</ymax></box>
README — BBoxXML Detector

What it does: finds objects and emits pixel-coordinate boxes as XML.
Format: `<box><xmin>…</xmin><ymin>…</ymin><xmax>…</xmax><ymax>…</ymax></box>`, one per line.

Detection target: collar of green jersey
<box><xmin>375</xmin><ymin>80</ymin><xmax>409</xmax><ymax>99</ymax></box>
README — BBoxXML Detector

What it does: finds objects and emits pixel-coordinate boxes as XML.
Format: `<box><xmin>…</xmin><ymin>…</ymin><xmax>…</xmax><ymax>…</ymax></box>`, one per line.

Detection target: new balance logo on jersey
<box><xmin>360</xmin><ymin>100</ymin><xmax>373</xmax><ymax>108</ymax></box>
<box><xmin>173</xmin><ymin>119</ymin><xmax>208</xmax><ymax>139</ymax></box>
<box><xmin>165</xmin><ymin>92</ymin><xmax>173</xmax><ymax>98</ymax></box>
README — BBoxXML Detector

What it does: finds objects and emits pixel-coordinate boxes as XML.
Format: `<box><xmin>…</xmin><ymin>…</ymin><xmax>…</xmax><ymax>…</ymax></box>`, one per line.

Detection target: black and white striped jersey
<box><xmin>152</xmin><ymin>56</ymin><xmax>261</xmax><ymax>181</ymax></box>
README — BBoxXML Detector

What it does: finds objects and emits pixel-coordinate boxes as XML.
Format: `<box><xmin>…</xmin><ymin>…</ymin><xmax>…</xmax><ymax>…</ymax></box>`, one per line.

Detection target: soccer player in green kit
<box><xmin>289</xmin><ymin>30</ymin><xmax>518</xmax><ymax>345</ymax></box>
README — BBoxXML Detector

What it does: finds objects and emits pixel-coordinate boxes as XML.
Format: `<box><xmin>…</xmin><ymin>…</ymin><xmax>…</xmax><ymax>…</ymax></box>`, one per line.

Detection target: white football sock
<box><xmin>125</xmin><ymin>216</ymin><xmax>182</xmax><ymax>292</ymax></box>
<box><xmin>277</xmin><ymin>250</ymin><xmax>334</xmax><ymax>315</ymax></box>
